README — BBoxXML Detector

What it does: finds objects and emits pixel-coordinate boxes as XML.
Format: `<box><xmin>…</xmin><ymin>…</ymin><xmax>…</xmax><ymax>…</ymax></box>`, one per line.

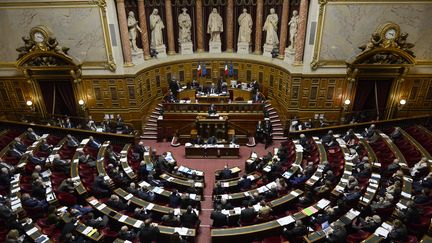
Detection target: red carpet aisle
<box><xmin>144</xmin><ymin>141</ymin><xmax>283</xmax><ymax>243</ymax></box>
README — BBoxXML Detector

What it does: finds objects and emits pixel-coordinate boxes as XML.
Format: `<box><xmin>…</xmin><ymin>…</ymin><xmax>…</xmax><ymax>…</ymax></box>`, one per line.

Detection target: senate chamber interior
<box><xmin>0</xmin><ymin>0</ymin><xmax>431</xmax><ymax>242</ymax></box>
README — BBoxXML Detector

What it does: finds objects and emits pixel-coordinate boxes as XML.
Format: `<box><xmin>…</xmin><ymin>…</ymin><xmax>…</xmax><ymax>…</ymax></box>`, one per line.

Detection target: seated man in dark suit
<box><xmin>180</xmin><ymin>206</ymin><xmax>200</xmax><ymax>228</ymax></box>
<box><xmin>66</xmin><ymin>134</ymin><xmax>79</xmax><ymax>148</ymax></box>
<box><xmin>8</xmin><ymin>144</ymin><xmax>23</xmax><ymax>159</ymax></box>
<box><xmin>252</xmin><ymin>91</ymin><xmax>262</xmax><ymax>103</ymax></box>
<box><xmin>207</xmin><ymin>136</ymin><xmax>218</xmax><ymax>145</ymax></box>
<box><xmin>26</xmin><ymin>128</ymin><xmax>40</xmax><ymax>142</ymax></box>
<box><xmin>193</xmin><ymin>135</ymin><xmax>205</xmax><ymax>145</ymax></box>
<box><xmin>87</xmin><ymin>136</ymin><xmax>101</xmax><ymax>149</ymax></box>
<box><xmin>387</xmin><ymin>219</ymin><xmax>408</xmax><ymax>242</ymax></box>
<box><xmin>117</xmin><ymin>226</ymin><xmax>136</xmax><ymax>241</ymax></box>
<box><xmin>390</xmin><ymin>127</ymin><xmax>403</xmax><ymax>141</ymax></box>
<box><xmin>161</xmin><ymin>210</ymin><xmax>181</xmax><ymax>227</ymax></box>
<box><xmin>229</xmin><ymin>135</ymin><xmax>238</xmax><ymax>145</ymax></box>
<box><xmin>106</xmin><ymin>194</ymin><xmax>127</xmax><ymax>211</ymax></box>
<box><xmin>14</xmin><ymin>137</ymin><xmax>27</xmax><ymax>152</ymax></box>
<box><xmin>352</xmin><ymin>215</ymin><xmax>381</xmax><ymax>233</ymax></box>
<box><xmin>92</xmin><ymin>174</ymin><xmax>111</xmax><ymax>197</ymax></box>
<box><xmin>240</xmin><ymin>202</ymin><xmax>256</xmax><ymax>225</ymax></box>
<box><xmin>21</xmin><ymin>193</ymin><xmax>48</xmax><ymax>211</ymax></box>
<box><xmin>326</xmin><ymin>222</ymin><xmax>347</xmax><ymax>242</ymax></box>
<box><xmin>210</xmin><ymin>206</ymin><xmax>227</xmax><ymax>227</ymax></box>
<box><xmin>169</xmin><ymin>189</ymin><xmax>182</xmax><ymax>208</ymax></box>
<box><xmin>0</xmin><ymin>168</ymin><xmax>12</xmax><ymax>188</ymax></box>
<box><xmin>85</xmin><ymin>212</ymin><xmax>109</xmax><ymax>228</ymax></box>
<box><xmin>28</xmin><ymin>152</ymin><xmax>46</xmax><ymax>166</ymax></box>
<box><xmin>238</xmin><ymin>175</ymin><xmax>252</xmax><ymax>191</ymax></box>
<box><xmin>219</xmin><ymin>165</ymin><xmax>232</xmax><ymax>180</ymax></box>
<box><xmin>138</xmin><ymin>219</ymin><xmax>160</xmax><ymax>243</ymax></box>
<box><xmin>39</xmin><ymin>139</ymin><xmax>53</xmax><ymax>154</ymax></box>
<box><xmin>282</xmin><ymin>220</ymin><xmax>307</xmax><ymax>239</ymax></box>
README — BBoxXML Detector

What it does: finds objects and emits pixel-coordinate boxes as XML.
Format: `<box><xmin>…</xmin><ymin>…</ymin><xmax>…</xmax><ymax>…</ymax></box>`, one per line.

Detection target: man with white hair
<box><xmin>26</xmin><ymin>128</ymin><xmax>40</xmax><ymax>142</ymax></box>
<box><xmin>118</xmin><ymin>225</ymin><xmax>136</xmax><ymax>241</ymax></box>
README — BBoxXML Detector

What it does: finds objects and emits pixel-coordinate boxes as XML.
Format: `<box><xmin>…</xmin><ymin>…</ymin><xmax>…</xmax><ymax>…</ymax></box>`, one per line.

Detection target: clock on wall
<box><xmin>378</xmin><ymin>22</ymin><xmax>400</xmax><ymax>41</ymax></box>
<box><xmin>30</xmin><ymin>26</ymin><xmax>50</xmax><ymax>44</ymax></box>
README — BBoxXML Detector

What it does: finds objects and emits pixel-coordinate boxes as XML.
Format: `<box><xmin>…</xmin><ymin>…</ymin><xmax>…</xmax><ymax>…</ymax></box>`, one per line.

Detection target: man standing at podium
<box><xmin>208</xmin><ymin>103</ymin><xmax>217</xmax><ymax>115</ymax></box>
<box><xmin>263</xmin><ymin>119</ymin><xmax>273</xmax><ymax>149</ymax></box>
<box><xmin>207</xmin><ymin>136</ymin><xmax>218</xmax><ymax>145</ymax></box>
<box><xmin>193</xmin><ymin>135</ymin><xmax>205</xmax><ymax>145</ymax></box>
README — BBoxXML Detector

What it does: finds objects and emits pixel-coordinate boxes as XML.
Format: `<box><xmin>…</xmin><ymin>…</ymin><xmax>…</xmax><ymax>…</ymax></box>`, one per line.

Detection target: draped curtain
<box><xmin>37</xmin><ymin>80</ymin><xmax>77</xmax><ymax>117</ymax></box>
<box><xmin>353</xmin><ymin>79</ymin><xmax>393</xmax><ymax>120</ymax></box>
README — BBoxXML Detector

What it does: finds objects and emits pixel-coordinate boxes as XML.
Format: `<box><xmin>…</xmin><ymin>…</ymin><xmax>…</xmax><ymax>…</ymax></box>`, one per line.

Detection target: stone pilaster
<box><xmin>138</xmin><ymin>0</ymin><xmax>151</xmax><ymax>60</ymax></box>
<box><xmin>254</xmin><ymin>0</ymin><xmax>264</xmax><ymax>54</ymax></box>
<box><xmin>294</xmin><ymin>0</ymin><xmax>309</xmax><ymax>62</ymax></box>
<box><xmin>164</xmin><ymin>0</ymin><xmax>176</xmax><ymax>55</ymax></box>
<box><xmin>278</xmin><ymin>0</ymin><xmax>290</xmax><ymax>58</ymax></box>
<box><xmin>116</xmin><ymin>0</ymin><xmax>133</xmax><ymax>65</ymax></box>
<box><xmin>225</xmin><ymin>0</ymin><xmax>234</xmax><ymax>52</ymax></box>
<box><xmin>195</xmin><ymin>0</ymin><xmax>204</xmax><ymax>52</ymax></box>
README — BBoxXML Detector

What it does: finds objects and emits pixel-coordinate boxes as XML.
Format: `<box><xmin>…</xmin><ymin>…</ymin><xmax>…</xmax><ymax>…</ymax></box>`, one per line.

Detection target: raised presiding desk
<box><xmin>185</xmin><ymin>143</ymin><xmax>240</xmax><ymax>159</ymax></box>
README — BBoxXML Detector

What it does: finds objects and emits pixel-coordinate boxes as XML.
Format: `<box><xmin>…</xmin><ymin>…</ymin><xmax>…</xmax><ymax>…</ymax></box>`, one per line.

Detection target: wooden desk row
<box><xmin>185</xmin><ymin>144</ymin><xmax>240</xmax><ymax>159</ymax></box>
<box><xmin>304</xmin><ymin>137</ymin><xmax>328</xmax><ymax>189</ymax></box>
<box><xmin>87</xmin><ymin>197</ymin><xmax>196</xmax><ymax>239</ymax></box>
<box><xmin>162</xmin><ymin>102</ymin><xmax>264</xmax><ymax>114</ymax></box>
<box><xmin>211</xmin><ymin>198</ymin><xmax>331</xmax><ymax>243</ymax></box>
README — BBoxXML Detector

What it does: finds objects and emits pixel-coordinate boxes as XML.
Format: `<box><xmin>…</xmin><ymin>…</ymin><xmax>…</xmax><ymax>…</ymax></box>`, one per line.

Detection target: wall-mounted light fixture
<box><xmin>398</xmin><ymin>99</ymin><xmax>406</xmax><ymax>110</ymax></box>
<box><xmin>78</xmin><ymin>99</ymin><xmax>86</xmax><ymax>111</ymax></box>
<box><xmin>343</xmin><ymin>99</ymin><xmax>351</xmax><ymax>111</ymax></box>
<box><xmin>26</xmin><ymin>100</ymin><xmax>35</xmax><ymax>111</ymax></box>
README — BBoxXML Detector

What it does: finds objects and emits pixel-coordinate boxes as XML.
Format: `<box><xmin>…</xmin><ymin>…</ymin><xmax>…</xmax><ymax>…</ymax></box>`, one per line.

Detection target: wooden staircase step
<box><xmin>143</xmin><ymin>131</ymin><xmax>158</xmax><ymax>135</ymax></box>
<box><xmin>150</xmin><ymin>115</ymin><xmax>159</xmax><ymax>119</ymax></box>
<box><xmin>144</xmin><ymin>127</ymin><xmax>157</xmax><ymax>131</ymax></box>
<box><xmin>141</xmin><ymin>135</ymin><xmax>157</xmax><ymax>140</ymax></box>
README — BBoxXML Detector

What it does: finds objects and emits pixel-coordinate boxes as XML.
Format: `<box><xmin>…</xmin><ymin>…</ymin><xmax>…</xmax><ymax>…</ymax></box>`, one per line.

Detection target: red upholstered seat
<box><xmin>57</xmin><ymin>191</ymin><xmax>77</xmax><ymax>206</ymax></box>
<box><xmin>347</xmin><ymin>231</ymin><xmax>371</xmax><ymax>242</ymax></box>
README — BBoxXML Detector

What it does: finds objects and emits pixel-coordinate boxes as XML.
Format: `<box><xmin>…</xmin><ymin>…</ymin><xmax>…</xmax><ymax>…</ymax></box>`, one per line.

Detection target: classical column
<box><xmin>195</xmin><ymin>0</ymin><xmax>204</xmax><ymax>52</ymax></box>
<box><xmin>294</xmin><ymin>0</ymin><xmax>309</xmax><ymax>62</ymax></box>
<box><xmin>225</xmin><ymin>0</ymin><xmax>234</xmax><ymax>52</ymax></box>
<box><xmin>254</xmin><ymin>0</ymin><xmax>264</xmax><ymax>54</ymax></box>
<box><xmin>164</xmin><ymin>0</ymin><xmax>176</xmax><ymax>55</ymax></box>
<box><xmin>138</xmin><ymin>0</ymin><xmax>151</xmax><ymax>59</ymax></box>
<box><xmin>116</xmin><ymin>0</ymin><xmax>133</xmax><ymax>65</ymax></box>
<box><xmin>278</xmin><ymin>0</ymin><xmax>290</xmax><ymax>58</ymax></box>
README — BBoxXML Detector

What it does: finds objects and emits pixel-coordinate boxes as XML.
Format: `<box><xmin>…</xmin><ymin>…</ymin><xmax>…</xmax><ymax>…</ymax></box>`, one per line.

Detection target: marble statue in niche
<box><xmin>128</xmin><ymin>11</ymin><xmax>142</xmax><ymax>52</ymax></box>
<box><xmin>207</xmin><ymin>8</ymin><xmax>223</xmax><ymax>42</ymax></box>
<box><xmin>288</xmin><ymin>10</ymin><xmax>299</xmax><ymax>50</ymax></box>
<box><xmin>178</xmin><ymin>8</ymin><xmax>192</xmax><ymax>44</ymax></box>
<box><xmin>237</xmin><ymin>8</ymin><xmax>253</xmax><ymax>44</ymax></box>
<box><xmin>150</xmin><ymin>8</ymin><xmax>165</xmax><ymax>48</ymax></box>
<box><xmin>263</xmin><ymin>8</ymin><xmax>279</xmax><ymax>48</ymax></box>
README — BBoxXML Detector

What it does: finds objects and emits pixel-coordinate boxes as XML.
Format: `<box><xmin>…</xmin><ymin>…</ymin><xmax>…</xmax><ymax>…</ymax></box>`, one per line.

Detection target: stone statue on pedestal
<box><xmin>128</xmin><ymin>11</ymin><xmax>142</xmax><ymax>52</ymax></box>
<box><xmin>237</xmin><ymin>8</ymin><xmax>253</xmax><ymax>44</ymax></box>
<box><xmin>263</xmin><ymin>8</ymin><xmax>279</xmax><ymax>48</ymax></box>
<box><xmin>288</xmin><ymin>10</ymin><xmax>299</xmax><ymax>50</ymax></box>
<box><xmin>207</xmin><ymin>8</ymin><xmax>223</xmax><ymax>42</ymax></box>
<box><xmin>149</xmin><ymin>8</ymin><xmax>165</xmax><ymax>49</ymax></box>
<box><xmin>178</xmin><ymin>8</ymin><xmax>192</xmax><ymax>44</ymax></box>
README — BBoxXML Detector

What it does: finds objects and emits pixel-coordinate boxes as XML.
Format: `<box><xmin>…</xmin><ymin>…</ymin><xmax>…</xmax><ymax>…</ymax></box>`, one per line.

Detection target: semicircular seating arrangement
<box><xmin>0</xmin><ymin>122</ymin><xmax>431</xmax><ymax>243</ymax></box>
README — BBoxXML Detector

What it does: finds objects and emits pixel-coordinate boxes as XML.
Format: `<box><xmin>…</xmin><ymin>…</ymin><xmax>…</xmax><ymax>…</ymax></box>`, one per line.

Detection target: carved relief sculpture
<box><xmin>288</xmin><ymin>10</ymin><xmax>299</xmax><ymax>49</ymax></box>
<box><xmin>150</xmin><ymin>8</ymin><xmax>165</xmax><ymax>48</ymax></box>
<box><xmin>237</xmin><ymin>8</ymin><xmax>253</xmax><ymax>44</ymax></box>
<box><xmin>178</xmin><ymin>8</ymin><xmax>192</xmax><ymax>44</ymax></box>
<box><xmin>207</xmin><ymin>8</ymin><xmax>223</xmax><ymax>43</ymax></box>
<box><xmin>263</xmin><ymin>8</ymin><xmax>279</xmax><ymax>48</ymax></box>
<box><xmin>128</xmin><ymin>11</ymin><xmax>142</xmax><ymax>52</ymax></box>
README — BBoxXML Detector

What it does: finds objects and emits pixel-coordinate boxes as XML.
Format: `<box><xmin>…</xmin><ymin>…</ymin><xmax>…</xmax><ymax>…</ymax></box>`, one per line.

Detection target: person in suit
<box><xmin>166</xmin><ymin>91</ymin><xmax>177</xmax><ymax>103</ymax></box>
<box><xmin>209</xmin><ymin>83</ymin><xmax>218</xmax><ymax>94</ymax></box>
<box><xmin>208</xmin><ymin>103</ymin><xmax>217</xmax><ymax>115</ymax></box>
<box><xmin>229</xmin><ymin>135</ymin><xmax>238</xmax><ymax>145</ymax></box>
<box><xmin>7</xmin><ymin>144</ymin><xmax>23</xmax><ymax>159</ymax></box>
<box><xmin>52</xmin><ymin>154</ymin><xmax>70</xmax><ymax>172</ymax></box>
<box><xmin>326</xmin><ymin>222</ymin><xmax>347</xmax><ymax>243</ymax></box>
<box><xmin>85</xmin><ymin>212</ymin><xmax>109</xmax><ymax>228</ymax></box>
<box><xmin>92</xmin><ymin>174</ymin><xmax>111</xmax><ymax>197</ymax></box>
<box><xmin>238</xmin><ymin>175</ymin><xmax>252</xmax><ymax>191</ymax></box>
<box><xmin>193</xmin><ymin>135</ymin><xmax>205</xmax><ymax>145</ymax></box>
<box><xmin>321</xmin><ymin>130</ymin><xmax>335</xmax><ymax>147</ymax></box>
<box><xmin>117</xmin><ymin>226</ymin><xmax>136</xmax><ymax>241</ymax></box>
<box><xmin>39</xmin><ymin>139</ymin><xmax>53</xmax><ymax>154</ymax></box>
<box><xmin>390</xmin><ymin>127</ymin><xmax>403</xmax><ymax>141</ymax></box>
<box><xmin>66</xmin><ymin>134</ymin><xmax>79</xmax><ymax>148</ymax></box>
<box><xmin>210</xmin><ymin>206</ymin><xmax>227</xmax><ymax>227</ymax></box>
<box><xmin>352</xmin><ymin>215</ymin><xmax>381</xmax><ymax>233</ymax></box>
<box><xmin>21</xmin><ymin>193</ymin><xmax>48</xmax><ymax>211</ymax></box>
<box><xmin>64</xmin><ymin>117</ymin><xmax>73</xmax><ymax>129</ymax></box>
<box><xmin>28</xmin><ymin>152</ymin><xmax>46</xmax><ymax>166</ymax></box>
<box><xmin>257</xmin><ymin>200</ymin><xmax>273</xmax><ymax>221</ymax></box>
<box><xmin>219</xmin><ymin>165</ymin><xmax>232</xmax><ymax>180</ymax></box>
<box><xmin>77</xmin><ymin>150</ymin><xmax>96</xmax><ymax>167</ymax></box>
<box><xmin>26</xmin><ymin>128</ymin><xmax>40</xmax><ymax>142</ymax></box>
<box><xmin>14</xmin><ymin>137</ymin><xmax>27</xmax><ymax>152</ymax></box>
<box><xmin>240</xmin><ymin>202</ymin><xmax>256</xmax><ymax>225</ymax></box>
<box><xmin>0</xmin><ymin>168</ymin><xmax>12</xmax><ymax>188</ymax></box>
<box><xmin>251</xmin><ymin>80</ymin><xmax>259</xmax><ymax>93</ymax></box>
<box><xmin>87</xmin><ymin>116</ymin><xmax>97</xmax><ymax>131</ymax></box>
<box><xmin>106</xmin><ymin>194</ymin><xmax>127</xmax><ymax>211</ymax></box>
<box><xmin>87</xmin><ymin>136</ymin><xmax>101</xmax><ymax>149</ymax></box>
<box><xmin>180</xmin><ymin>206</ymin><xmax>200</xmax><ymax>228</ymax></box>
<box><xmin>161</xmin><ymin>210</ymin><xmax>181</xmax><ymax>227</ymax></box>
<box><xmin>169</xmin><ymin>189</ymin><xmax>182</xmax><ymax>208</ymax></box>
<box><xmin>263</xmin><ymin>120</ymin><xmax>273</xmax><ymax>149</ymax></box>
<box><xmin>282</xmin><ymin>220</ymin><xmax>307</xmax><ymax>239</ymax></box>
<box><xmin>387</xmin><ymin>219</ymin><xmax>408</xmax><ymax>242</ymax></box>
<box><xmin>252</xmin><ymin>91</ymin><xmax>262</xmax><ymax>103</ymax></box>
<box><xmin>255</xmin><ymin>121</ymin><xmax>264</xmax><ymax>144</ymax></box>
<box><xmin>138</xmin><ymin>219</ymin><xmax>160</xmax><ymax>243</ymax></box>
<box><xmin>207</xmin><ymin>136</ymin><xmax>218</xmax><ymax>145</ymax></box>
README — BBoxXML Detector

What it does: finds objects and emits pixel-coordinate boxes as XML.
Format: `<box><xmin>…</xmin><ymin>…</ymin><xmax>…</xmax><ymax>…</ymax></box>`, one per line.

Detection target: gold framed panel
<box><xmin>0</xmin><ymin>0</ymin><xmax>116</xmax><ymax>72</ymax></box>
<box><xmin>310</xmin><ymin>0</ymin><xmax>432</xmax><ymax>70</ymax></box>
